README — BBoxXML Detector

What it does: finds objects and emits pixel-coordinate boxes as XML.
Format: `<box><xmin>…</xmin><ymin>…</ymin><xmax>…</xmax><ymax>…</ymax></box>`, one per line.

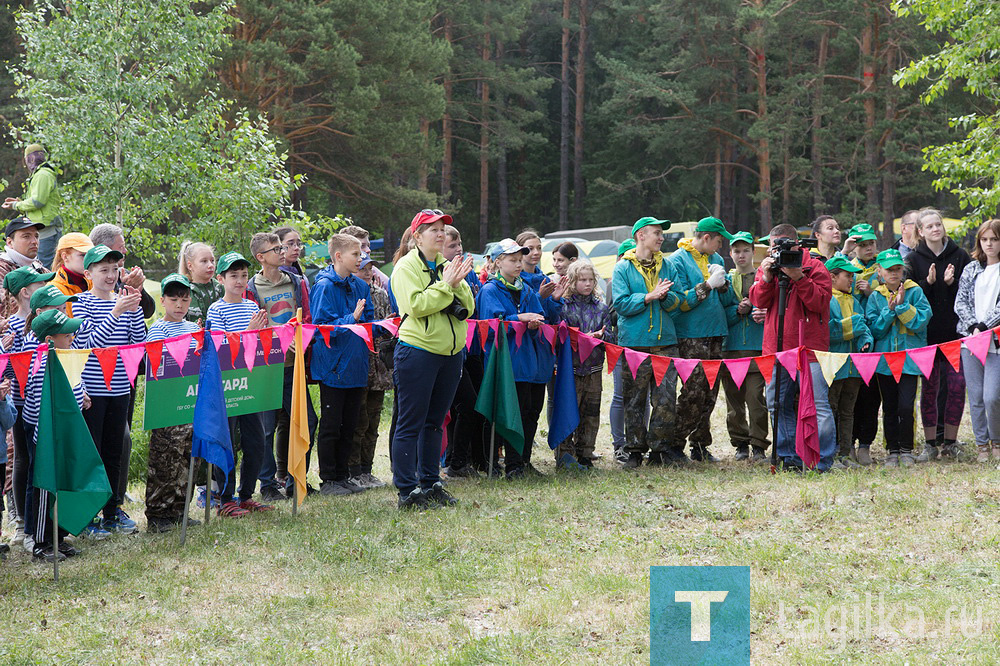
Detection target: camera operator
<box><xmin>749</xmin><ymin>224</ymin><xmax>837</xmax><ymax>471</ymax></box>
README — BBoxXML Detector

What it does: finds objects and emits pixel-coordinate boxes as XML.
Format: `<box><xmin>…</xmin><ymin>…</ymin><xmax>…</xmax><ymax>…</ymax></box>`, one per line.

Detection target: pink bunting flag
<box><xmin>775</xmin><ymin>349</ymin><xmax>798</xmax><ymax>379</ymax></box>
<box><xmin>488</xmin><ymin>318</ymin><xmax>500</xmax><ymax>344</ymax></box>
<box><xmin>539</xmin><ymin>323</ymin><xmax>558</xmax><ymax>352</ymax></box>
<box><xmin>967</xmin><ymin>329</ymin><xmax>992</xmax><ymax>365</ymax></box>
<box><xmin>673</xmin><ymin>357</ymin><xmax>700</xmax><ymax>384</ymax></box>
<box><xmin>379</xmin><ymin>317</ymin><xmax>400</xmax><ymax>337</ymax></box>
<box><xmin>465</xmin><ymin>320</ymin><xmax>476</xmax><ymax>350</ymax></box>
<box><xmin>724</xmin><ymin>357</ymin><xmax>753</xmax><ymax>390</ymax></box>
<box><xmin>509</xmin><ymin>321</ymin><xmax>528</xmax><ymax>348</ymax></box>
<box><xmin>576</xmin><ymin>331</ymin><xmax>601</xmax><ymax>365</ymax></box>
<box><xmin>276</xmin><ymin>324</ymin><xmax>295</xmax><ymax>355</ymax></box>
<box><xmin>624</xmin><ymin>348</ymin><xmax>648</xmax><ymax>379</ymax></box>
<box><xmin>558</xmin><ymin>321</ymin><xmax>570</xmax><ymax>343</ymax></box>
<box><xmin>300</xmin><ymin>324</ymin><xmax>317</xmax><ymax>350</ymax></box>
<box><xmin>119</xmin><ymin>345</ymin><xmax>146</xmax><ymax>385</ymax></box>
<box><xmin>0</xmin><ymin>354</ymin><xmax>7</xmax><ymax>379</ymax></box>
<box><xmin>164</xmin><ymin>335</ymin><xmax>191</xmax><ymax>368</ymax></box>
<box><xmin>850</xmin><ymin>352</ymin><xmax>881</xmax><ymax>386</ymax></box>
<box><xmin>30</xmin><ymin>344</ymin><xmax>48</xmax><ymax>376</ymax></box>
<box><xmin>242</xmin><ymin>332</ymin><xmax>258</xmax><ymax>371</ymax></box>
<box><xmin>211</xmin><ymin>331</ymin><xmax>226</xmax><ymax>352</ymax></box>
<box><xmin>907</xmin><ymin>346</ymin><xmax>938</xmax><ymax>380</ymax></box>
<box><xmin>342</xmin><ymin>324</ymin><xmax>374</xmax><ymax>352</ymax></box>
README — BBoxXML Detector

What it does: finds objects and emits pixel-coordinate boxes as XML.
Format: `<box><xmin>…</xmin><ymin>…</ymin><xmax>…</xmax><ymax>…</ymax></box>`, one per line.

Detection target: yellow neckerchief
<box><xmin>832</xmin><ymin>288</ymin><xmax>856</xmax><ymax>317</ymax></box>
<box><xmin>852</xmin><ymin>256</ymin><xmax>879</xmax><ymax>283</ymax></box>
<box><xmin>678</xmin><ymin>237</ymin><xmax>711</xmax><ymax>279</ymax></box>
<box><xmin>623</xmin><ymin>248</ymin><xmax>663</xmax><ymax>293</ymax></box>
<box><xmin>728</xmin><ymin>268</ymin><xmax>754</xmax><ymax>299</ymax></box>
<box><xmin>874</xmin><ymin>279</ymin><xmax>919</xmax><ymax>300</ymax></box>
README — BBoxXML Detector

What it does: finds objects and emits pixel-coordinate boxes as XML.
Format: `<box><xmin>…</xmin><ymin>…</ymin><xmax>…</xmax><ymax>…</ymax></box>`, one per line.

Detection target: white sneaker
<box><xmin>362</xmin><ymin>473</ymin><xmax>386</xmax><ymax>488</ymax></box>
<box><xmin>22</xmin><ymin>534</ymin><xmax>35</xmax><ymax>553</ymax></box>
<box><xmin>12</xmin><ymin>521</ymin><xmax>24</xmax><ymax>545</ymax></box>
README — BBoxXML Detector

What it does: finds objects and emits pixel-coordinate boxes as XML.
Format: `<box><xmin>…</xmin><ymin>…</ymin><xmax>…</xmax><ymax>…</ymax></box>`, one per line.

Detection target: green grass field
<box><xmin>2</xmin><ymin>378</ymin><xmax>999</xmax><ymax>664</ymax></box>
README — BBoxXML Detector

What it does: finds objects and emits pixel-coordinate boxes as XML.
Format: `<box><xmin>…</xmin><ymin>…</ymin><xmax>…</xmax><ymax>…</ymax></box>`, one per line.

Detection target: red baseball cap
<box><xmin>409</xmin><ymin>208</ymin><xmax>454</xmax><ymax>234</ymax></box>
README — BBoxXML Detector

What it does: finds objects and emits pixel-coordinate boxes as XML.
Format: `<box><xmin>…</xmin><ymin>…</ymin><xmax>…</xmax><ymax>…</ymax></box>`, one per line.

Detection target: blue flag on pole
<box><xmin>191</xmin><ymin>323</ymin><xmax>234</xmax><ymax>476</ymax></box>
<box><xmin>548</xmin><ymin>329</ymin><xmax>580</xmax><ymax>449</ymax></box>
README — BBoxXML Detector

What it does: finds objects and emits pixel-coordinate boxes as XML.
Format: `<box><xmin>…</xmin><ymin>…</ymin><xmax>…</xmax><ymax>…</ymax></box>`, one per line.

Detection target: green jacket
<box><xmin>394</xmin><ymin>248</ymin><xmax>475</xmax><ymax>357</ymax></box>
<box><xmin>15</xmin><ymin>164</ymin><xmax>60</xmax><ymax>228</ymax></box>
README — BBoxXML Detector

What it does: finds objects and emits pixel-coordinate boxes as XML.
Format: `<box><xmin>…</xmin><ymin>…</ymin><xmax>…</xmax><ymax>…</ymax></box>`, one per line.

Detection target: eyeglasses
<box><xmin>261</xmin><ymin>246</ymin><xmax>284</xmax><ymax>255</ymax></box>
<box><xmin>420</xmin><ymin>209</ymin><xmax>445</xmax><ymax>216</ymax></box>
<box><xmin>282</xmin><ymin>241</ymin><xmax>303</xmax><ymax>249</ymax></box>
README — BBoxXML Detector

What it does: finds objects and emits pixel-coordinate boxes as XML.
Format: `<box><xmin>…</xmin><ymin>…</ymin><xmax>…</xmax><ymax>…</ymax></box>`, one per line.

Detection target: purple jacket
<box><xmin>560</xmin><ymin>294</ymin><xmax>614</xmax><ymax>375</ymax></box>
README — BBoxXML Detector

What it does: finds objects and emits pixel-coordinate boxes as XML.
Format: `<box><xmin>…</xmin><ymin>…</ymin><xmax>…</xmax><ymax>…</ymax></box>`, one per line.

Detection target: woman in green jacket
<box><xmin>3</xmin><ymin>144</ymin><xmax>61</xmax><ymax>269</ymax></box>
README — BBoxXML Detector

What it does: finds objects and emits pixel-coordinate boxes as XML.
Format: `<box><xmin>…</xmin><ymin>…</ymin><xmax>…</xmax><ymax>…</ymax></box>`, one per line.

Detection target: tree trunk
<box><xmin>748</xmin><ymin>6</ymin><xmax>772</xmax><ymax>229</ymax></box>
<box><xmin>498</xmin><ymin>148</ymin><xmax>510</xmax><ymax>237</ymax></box>
<box><xmin>714</xmin><ymin>141</ymin><xmax>722</xmax><ymax>218</ymax></box>
<box><xmin>811</xmin><ymin>28</ymin><xmax>829</xmax><ymax>218</ymax></box>
<box><xmin>558</xmin><ymin>0</ymin><xmax>571</xmax><ymax>230</ymax></box>
<box><xmin>861</xmin><ymin>10</ymin><xmax>881</xmax><ymax>233</ymax></box>
<box><xmin>781</xmin><ymin>138</ymin><xmax>790</xmax><ymax>225</ymax></box>
<box><xmin>479</xmin><ymin>34</ymin><xmax>491</xmax><ymax>248</ymax></box>
<box><xmin>441</xmin><ymin>17</ymin><xmax>454</xmax><ymax>200</ymax></box>
<box><xmin>882</xmin><ymin>43</ymin><xmax>897</xmax><ymax>235</ymax></box>
<box><xmin>573</xmin><ymin>0</ymin><xmax>587</xmax><ymax>227</ymax></box>
<box><xmin>417</xmin><ymin>118</ymin><xmax>429</xmax><ymax>191</ymax></box>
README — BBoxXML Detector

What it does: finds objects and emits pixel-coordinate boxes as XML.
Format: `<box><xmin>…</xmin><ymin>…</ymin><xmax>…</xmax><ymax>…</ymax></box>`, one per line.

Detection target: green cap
<box><xmin>3</xmin><ymin>266</ymin><xmax>54</xmax><ymax>297</ymax></box>
<box><xmin>631</xmin><ymin>216</ymin><xmax>670</xmax><ymax>237</ymax></box>
<box><xmin>216</xmin><ymin>251</ymin><xmax>251</xmax><ymax>274</ymax></box>
<box><xmin>695</xmin><ymin>216</ymin><xmax>735</xmax><ymax>241</ymax></box>
<box><xmin>825</xmin><ymin>256</ymin><xmax>861</xmax><ymax>273</ymax></box>
<box><xmin>30</xmin><ymin>309</ymin><xmax>82</xmax><ymax>339</ymax></box>
<box><xmin>876</xmin><ymin>248</ymin><xmax>904</xmax><ymax>269</ymax></box>
<box><xmin>617</xmin><ymin>239</ymin><xmax>636</xmax><ymax>256</ymax></box>
<box><xmin>848</xmin><ymin>223</ymin><xmax>877</xmax><ymax>243</ymax></box>
<box><xmin>30</xmin><ymin>283</ymin><xmax>79</xmax><ymax>311</ymax></box>
<box><xmin>729</xmin><ymin>231</ymin><xmax>754</xmax><ymax>246</ymax></box>
<box><xmin>83</xmin><ymin>244</ymin><xmax>124</xmax><ymax>270</ymax></box>
<box><xmin>160</xmin><ymin>272</ymin><xmax>191</xmax><ymax>290</ymax></box>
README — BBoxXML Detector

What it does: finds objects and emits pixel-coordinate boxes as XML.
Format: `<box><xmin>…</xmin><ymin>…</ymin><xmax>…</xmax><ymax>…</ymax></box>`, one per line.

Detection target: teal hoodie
<box><xmin>611</xmin><ymin>254</ymin><xmax>682</xmax><ymax>348</ymax></box>
<box><xmin>865</xmin><ymin>279</ymin><xmax>932</xmax><ymax>376</ymax></box>
<box><xmin>724</xmin><ymin>269</ymin><xmax>763</xmax><ymax>352</ymax></box>
<box><xmin>667</xmin><ymin>241</ymin><xmax>732</xmax><ymax>339</ymax></box>
<box><xmin>829</xmin><ymin>289</ymin><xmax>873</xmax><ymax>380</ymax></box>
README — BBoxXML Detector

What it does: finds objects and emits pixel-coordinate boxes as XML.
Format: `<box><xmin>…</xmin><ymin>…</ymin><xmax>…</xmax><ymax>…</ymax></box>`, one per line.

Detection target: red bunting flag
<box><xmin>755</xmin><ymin>355</ymin><xmax>774</xmax><ymax>384</ymax></box>
<box><xmin>650</xmin><ymin>355</ymin><xmax>672</xmax><ymax>386</ymax></box>
<box><xmin>225</xmin><ymin>332</ymin><xmax>241</xmax><ymax>367</ymax></box>
<box><xmin>146</xmin><ymin>340</ymin><xmax>163</xmax><ymax>378</ymax></box>
<box><xmin>938</xmin><ymin>339</ymin><xmax>962</xmax><ymax>373</ymax></box>
<box><xmin>93</xmin><ymin>346</ymin><xmax>119</xmax><ymax>390</ymax></box>
<box><xmin>319</xmin><ymin>325</ymin><xmax>332</xmax><ymax>348</ymax></box>
<box><xmin>478</xmin><ymin>319</ymin><xmax>491</xmax><ymax>349</ymax></box>
<box><xmin>604</xmin><ymin>343</ymin><xmax>624</xmax><ymax>374</ymax></box>
<box><xmin>191</xmin><ymin>329</ymin><xmax>204</xmax><ymax>355</ymax></box>
<box><xmin>884</xmin><ymin>350</ymin><xmax>906</xmax><ymax>382</ymax></box>
<box><xmin>701</xmin><ymin>359</ymin><xmax>722</xmax><ymax>389</ymax></box>
<box><xmin>10</xmin><ymin>350</ymin><xmax>32</xmax><ymax>398</ymax></box>
<box><xmin>259</xmin><ymin>327</ymin><xmax>273</xmax><ymax>361</ymax></box>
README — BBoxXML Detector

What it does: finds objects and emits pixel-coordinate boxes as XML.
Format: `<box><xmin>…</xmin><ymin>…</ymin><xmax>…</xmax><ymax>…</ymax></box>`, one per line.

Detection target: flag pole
<box><xmin>292</xmin><ymin>480</ymin><xmax>298</xmax><ymax>516</ymax></box>
<box><xmin>488</xmin><ymin>424</ymin><xmax>496</xmax><ymax>479</ymax></box>
<box><xmin>52</xmin><ymin>493</ymin><xmax>59</xmax><ymax>582</ymax></box>
<box><xmin>205</xmin><ymin>463</ymin><xmax>212</xmax><ymax>525</ymax></box>
<box><xmin>180</xmin><ymin>456</ymin><xmax>197</xmax><ymax>546</ymax></box>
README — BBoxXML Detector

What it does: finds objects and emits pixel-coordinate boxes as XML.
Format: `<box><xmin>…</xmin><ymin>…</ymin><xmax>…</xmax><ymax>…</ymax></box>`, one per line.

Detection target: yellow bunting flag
<box><xmin>54</xmin><ymin>348</ymin><xmax>91</xmax><ymax>388</ymax></box>
<box><xmin>813</xmin><ymin>351</ymin><xmax>850</xmax><ymax>387</ymax></box>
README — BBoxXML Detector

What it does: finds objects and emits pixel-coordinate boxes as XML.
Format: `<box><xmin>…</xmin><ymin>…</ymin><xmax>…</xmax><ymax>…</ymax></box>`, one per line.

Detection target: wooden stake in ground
<box><xmin>205</xmin><ymin>463</ymin><xmax>212</xmax><ymax>526</ymax></box>
<box><xmin>180</xmin><ymin>456</ymin><xmax>197</xmax><ymax>545</ymax></box>
<box><xmin>488</xmin><ymin>424</ymin><xmax>496</xmax><ymax>480</ymax></box>
<box><xmin>52</xmin><ymin>494</ymin><xmax>59</xmax><ymax>582</ymax></box>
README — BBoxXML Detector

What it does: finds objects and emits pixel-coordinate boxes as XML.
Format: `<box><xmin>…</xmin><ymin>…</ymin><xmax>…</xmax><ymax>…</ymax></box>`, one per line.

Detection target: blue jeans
<box><xmin>259</xmin><ymin>366</ymin><xmax>318</xmax><ymax>490</ymax></box>
<box><xmin>36</xmin><ymin>228</ymin><xmax>60</xmax><ymax>272</ymax></box>
<box><xmin>766</xmin><ymin>362</ymin><xmax>836</xmax><ymax>470</ymax></box>
<box><xmin>213</xmin><ymin>412</ymin><xmax>267</xmax><ymax>502</ymax></box>
<box><xmin>391</xmin><ymin>345</ymin><xmax>464</xmax><ymax>498</ymax></box>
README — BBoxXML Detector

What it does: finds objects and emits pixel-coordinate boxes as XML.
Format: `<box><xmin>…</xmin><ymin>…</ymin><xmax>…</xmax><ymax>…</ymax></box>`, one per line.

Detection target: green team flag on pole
<box><xmin>475</xmin><ymin>323</ymin><xmax>524</xmax><ymax>454</ymax></box>
<box><xmin>33</xmin><ymin>350</ymin><xmax>112</xmax><ymax>535</ymax></box>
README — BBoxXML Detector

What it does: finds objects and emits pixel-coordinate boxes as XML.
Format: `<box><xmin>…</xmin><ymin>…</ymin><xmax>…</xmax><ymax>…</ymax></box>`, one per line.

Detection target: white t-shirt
<box><xmin>974</xmin><ymin>263</ymin><xmax>1000</xmax><ymax>323</ymax></box>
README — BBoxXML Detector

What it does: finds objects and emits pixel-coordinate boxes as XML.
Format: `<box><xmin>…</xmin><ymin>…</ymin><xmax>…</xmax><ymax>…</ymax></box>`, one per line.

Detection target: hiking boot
<box><xmin>690</xmin><ymin>445</ymin><xmax>719</xmax><ymax>463</ymax></box>
<box><xmin>664</xmin><ymin>448</ymin><xmax>691</xmax><ymax>466</ymax></box>
<box><xmin>733</xmin><ymin>443</ymin><xmax>750</xmax><ymax>461</ymax></box>
<box><xmin>398</xmin><ymin>488</ymin><xmax>432</xmax><ymax>511</ymax></box>
<box><xmin>884</xmin><ymin>453</ymin><xmax>899</xmax><ymax>468</ymax></box>
<box><xmin>915</xmin><ymin>445</ymin><xmax>939</xmax><ymax>463</ymax></box>
<box><xmin>320</xmin><ymin>481</ymin><xmax>352</xmax><ymax>496</ymax></box>
<box><xmin>425</xmin><ymin>482</ymin><xmax>458</xmax><ymax>507</ymax></box>
<box><xmin>856</xmin><ymin>446</ymin><xmax>873</xmax><ymax>466</ymax></box>
<box><xmin>646</xmin><ymin>451</ymin><xmax>665</xmax><ymax>466</ymax></box>
<box><xmin>260</xmin><ymin>486</ymin><xmax>289</xmax><ymax>502</ymax></box>
<box><xmin>899</xmin><ymin>452</ymin><xmax>915</xmax><ymax>468</ymax></box>
<box><xmin>750</xmin><ymin>447</ymin><xmax>768</xmax><ymax>463</ymax></box>
<box><xmin>623</xmin><ymin>452</ymin><xmax>644</xmax><ymax>469</ymax></box>
<box><xmin>977</xmin><ymin>444</ymin><xmax>990</xmax><ymax>463</ymax></box>
<box><xmin>147</xmin><ymin>517</ymin><xmax>177</xmax><ymax>533</ymax></box>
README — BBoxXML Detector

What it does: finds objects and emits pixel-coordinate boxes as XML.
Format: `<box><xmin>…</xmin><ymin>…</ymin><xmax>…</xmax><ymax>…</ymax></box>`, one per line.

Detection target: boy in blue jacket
<box><xmin>721</xmin><ymin>232</ymin><xmax>769</xmax><ymax>462</ymax></box>
<box><xmin>826</xmin><ymin>256</ymin><xmax>873</xmax><ymax>468</ymax></box>
<box><xmin>668</xmin><ymin>217</ymin><xmax>737</xmax><ymax>462</ymax></box>
<box><xmin>310</xmin><ymin>234</ymin><xmax>374</xmax><ymax>495</ymax></box>
<box><xmin>477</xmin><ymin>238</ymin><xmax>562</xmax><ymax>479</ymax></box>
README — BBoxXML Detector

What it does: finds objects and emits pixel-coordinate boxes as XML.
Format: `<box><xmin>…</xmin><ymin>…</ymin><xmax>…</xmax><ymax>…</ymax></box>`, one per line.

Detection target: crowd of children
<box><xmin>1</xmin><ymin>208</ymin><xmax>998</xmax><ymax>560</ymax></box>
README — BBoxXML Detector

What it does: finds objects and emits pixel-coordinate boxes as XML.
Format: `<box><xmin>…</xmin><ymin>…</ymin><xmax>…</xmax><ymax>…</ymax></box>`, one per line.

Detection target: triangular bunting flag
<box><xmin>225</xmin><ymin>332</ymin><xmax>241</xmax><ymax>367</ymax></box>
<box><xmin>488</xmin><ymin>318</ymin><xmax>500</xmax><ymax>345</ymax></box>
<box><xmin>604</xmin><ymin>343</ymin><xmax>624</xmax><ymax>374</ymax></box>
<box><xmin>624</xmin><ymin>348</ymin><xmax>647</xmax><ymax>380</ymax></box>
<box><xmin>242</xmin><ymin>331</ymin><xmax>258</xmax><ymax>372</ymax></box>
<box><xmin>379</xmin><ymin>317</ymin><xmax>400</xmax><ymax>337</ymax></box>
<box><xmin>211</xmin><ymin>331</ymin><xmax>225</xmax><ymax>352</ymax></box>
<box><xmin>258</xmin><ymin>327</ymin><xmax>273</xmax><ymax>361</ymax></box>
<box><xmin>673</xmin><ymin>357</ymin><xmax>700</xmax><ymax>384</ymax></box>
<box><xmin>319</xmin><ymin>325</ymin><xmax>332</xmax><ymax>348</ymax></box>
<box><xmin>813</xmin><ymin>351</ymin><xmax>849</xmax><ymax>387</ymax></box>
<box><xmin>478</xmin><ymin>320</ymin><xmax>491</xmax><ymax>349</ymax></box>
<box><xmin>10</xmin><ymin>350</ymin><xmax>32</xmax><ymax>398</ymax></box>
<box><xmin>191</xmin><ymin>329</ymin><xmax>204</xmax><ymax>355</ymax></box>
<box><xmin>276</xmin><ymin>324</ymin><xmax>295</xmax><ymax>355</ymax></box>
<box><xmin>724</xmin><ymin>357</ymin><xmax>752</xmax><ymax>389</ymax></box>
<box><xmin>54</xmin><ymin>348</ymin><xmax>90</xmax><ymax>388</ymax></box>
<box><xmin>575</xmin><ymin>331</ymin><xmax>602</xmax><ymax>365</ymax></box>
<box><xmin>967</xmin><ymin>329</ymin><xmax>992</xmax><ymax>365</ymax></box>
<box><xmin>30</xmin><ymin>345</ymin><xmax>46</xmax><ymax>377</ymax></box>
<box><xmin>851</xmin><ymin>352</ymin><xmax>881</xmax><ymax>386</ymax></box>
<box><xmin>342</xmin><ymin>324</ymin><xmax>374</xmax><ymax>353</ymax></box>
<box><xmin>907</xmin><ymin>346</ymin><xmax>937</xmax><ymax>380</ymax></box>
<box><xmin>701</xmin><ymin>359</ymin><xmax>722</xmax><ymax>389</ymax></box>
<box><xmin>465</xmin><ymin>320</ymin><xmax>476</xmax><ymax>350</ymax></box>
<box><xmin>539</xmin><ymin>323</ymin><xmax>558</xmax><ymax>352</ymax></box>
<box><xmin>884</xmin><ymin>350</ymin><xmax>906</xmax><ymax>382</ymax></box>
<box><xmin>650</xmin><ymin>355</ymin><xmax>672</xmax><ymax>386</ymax></box>
<box><xmin>0</xmin><ymin>355</ymin><xmax>7</xmax><ymax>379</ymax></box>
<box><xmin>509</xmin><ymin>321</ymin><xmax>527</xmax><ymax>348</ymax></box>
<box><xmin>755</xmin><ymin>355</ymin><xmax>774</xmax><ymax>385</ymax></box>
<box><xmin>164</xmin><ymin>335</ymin><xmax>191</xmax><ymax>369</ymax></box>
<box><xmin>939</xmin><ymin>340</ymin><xmax>962</xmax><ymax>373</ymax></box>
<box><xmin>119</xmin><ymin>345</ymin><xmax>145</xmax><ymax>385</ymax></box>
<box><xmin>776</xmin><ymin>349</ymin><xmax>798</xmax><ymax>379</ymax></box>
<box><xmin>93</xmin><ymin>346</ymin><xmax>119</xmax><ymax>390</ymax></box>
<box><xmin>301</xmin><ymin>324</ymin><xmax>316</xmax><ymax>350</ymax></box>
<box><xmin>146</xmin><ymin>341</ymin><xmax>164</xmax><ymax>378</ymax></box>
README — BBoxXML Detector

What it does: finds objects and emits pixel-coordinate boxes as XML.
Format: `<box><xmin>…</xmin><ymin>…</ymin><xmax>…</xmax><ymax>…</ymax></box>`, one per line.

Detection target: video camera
<box><xmin>770</xmin><ymin>237</ymin><xmax>818</xmax><ymax>271</ymax></box>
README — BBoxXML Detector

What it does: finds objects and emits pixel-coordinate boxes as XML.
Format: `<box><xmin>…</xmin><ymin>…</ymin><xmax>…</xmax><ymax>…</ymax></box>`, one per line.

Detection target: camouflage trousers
<box><xmin>350</xmin><ymin>388</ymin><xmax>385</xmax><ymax>476</ymax></box>
<box><xmin>622</xmin><ymin>345</ymin><xmax>678</xmax><ymax>455</ymax></box>
<box><xmin>676</xmin><ymin>337</ymin><xmax>724</xmax><ymax>449</ymax></box>
<box><xmin>144</xmin><ymin>423</ymin><xmax>193</xmax><ymax>522</ymax></box>
<box><xmin>553</xmin><ymin>371</ymin><xmax>603</xmax><ymax>461</ymax></box>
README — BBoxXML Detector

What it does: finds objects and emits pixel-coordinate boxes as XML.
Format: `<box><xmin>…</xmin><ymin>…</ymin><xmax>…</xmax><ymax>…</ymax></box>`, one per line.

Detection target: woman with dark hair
<box><xmin>551</xmin><ymin>242</ymin><xmax>579</xmax><ymax>277</ymax></box>
<box><xmin>811</xmin><ymin>215</ymin><xmax>843</xmax><ymax>261</ymax></box>
<box><xmin>3</xmin><ymin>144</ymin><xmax>61</xmax><ymax>269</ymax></box>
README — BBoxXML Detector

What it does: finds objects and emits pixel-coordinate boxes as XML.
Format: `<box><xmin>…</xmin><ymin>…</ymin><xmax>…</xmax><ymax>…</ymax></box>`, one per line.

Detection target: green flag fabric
<box><xmin>33</xmin><ymin>350</ymin><xmax>112</xmax><ymax>535</ymax></box>
<box><xmin>475</xmin><ymin>323</ymin><xmax>525</xmax><ymax>454</ymax></box>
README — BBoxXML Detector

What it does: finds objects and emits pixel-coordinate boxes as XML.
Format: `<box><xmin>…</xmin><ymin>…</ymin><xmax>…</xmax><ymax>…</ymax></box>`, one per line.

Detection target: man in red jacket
<box><xmin>749</xmin><ymin>224</ymin><xmax>838</xmax><ymax>471</ymax></box>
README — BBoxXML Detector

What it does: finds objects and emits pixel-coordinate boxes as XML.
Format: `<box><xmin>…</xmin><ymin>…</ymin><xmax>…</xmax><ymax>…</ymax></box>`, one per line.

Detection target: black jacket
<box><xmin>904</xmin><ymin>239</ymin><xmax>971</xmax><ymax>344</ymax></box>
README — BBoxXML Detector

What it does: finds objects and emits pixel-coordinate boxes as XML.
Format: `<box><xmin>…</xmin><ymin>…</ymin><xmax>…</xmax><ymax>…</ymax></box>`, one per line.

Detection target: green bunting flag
<box><xmin>33</xmin><ymin>350</ymin><xmax>112</xmax><ymax>535</ymax></box>
<box><xmin>475</xmin><ymin>324</ymin><xmax>524</xmax><ymax>454</ymax></box>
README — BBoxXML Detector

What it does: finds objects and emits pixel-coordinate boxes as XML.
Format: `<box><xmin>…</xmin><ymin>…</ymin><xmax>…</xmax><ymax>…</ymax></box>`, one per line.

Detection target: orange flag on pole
<box><xmin>288</xmin><ymin>309</ymin><xmax>310</xmax><ymax>508</ymax></box>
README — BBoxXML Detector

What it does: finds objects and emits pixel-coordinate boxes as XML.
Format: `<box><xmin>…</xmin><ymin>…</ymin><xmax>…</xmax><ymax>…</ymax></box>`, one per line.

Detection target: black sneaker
<box><xmin>398</xmin><ymin>488</ymin><xmax>432</xmax><ymax>511</ymax></box>
<box><xmin>0</xmin><ymin>543</ymin><xmax>9</xmax><ymax>560</ymax></box>
<box><xmin>624</xmin><ymin>452</ymin><xmax>644</xmax><ymax>469</ymax></box>
<box><xmin>646</xmin><ymin>451</ymin><xmax>665</xmax><ymax>466</ymax></box>
<box><xmin>147</xmin><ymin>517</ymin><xmax>177</xmax><ymax>533</ymax></box>
<box><xmin>320</xmin><ymin>481</ymin><xmax>352</xmax><ymax>496</ymax></box>
<box><xmin>32</xmin><ymin>546</ymin><xmax>66</xmax><ymax>563</ymax></box>
<box><xmin>505</xmin><ymin>466</ymin><xmax>526</xmax><ymax>480</ymax></box>
<box><xmin>444</xmin><ymin>464</ymin><xmax>481</xmax><ymax>479</ymax></box>
<box><xmin>425</xmin><ymin>482</ymin><xmax>458</xmax><ymax>507</ymax></box>
<box><xmin>663</xmin><ymin>448</ymin><xmax>691</xmax><ymax>466</ymax></box>
<box><xmin>260</xmin><ymin>486</ymin><xmax>290</xmax><ymax>502</ymax></box>
<box><xmin>57</xmin><ymin>541</ymin><xmax>80</xmax><ymax>558</ymax></box>
<box><xmin>690</xmin><ymin>445</ymin><xmax>720</xmax><ymax>462</ymax></box>
<box><xmin>733</xmin><ymin>443</ymin><xmax>750</xmax><ymax>461</ymax></box>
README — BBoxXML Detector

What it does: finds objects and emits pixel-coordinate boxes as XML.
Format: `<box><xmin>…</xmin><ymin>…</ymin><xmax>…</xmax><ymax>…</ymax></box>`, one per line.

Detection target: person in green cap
<box><xmin>865</xmin><ymin>248</ymin><xmax>932</xmax><ymax>468</ymax></box>
<box><xmin>612</xmin><ymin>217</ymin><xmax>684</xmax><ymax>467</ymax></box>
<box><xmin>826</xmin><ymin>256</ymin><xmax>873</xmax><ymax>469</ymax></box>
<box><xmin>3</xmin><ymin>144</ymin><xmax>61</xmax><ymax>269</ymax></box>
<box><xmin>721</xmin><ymin>231</ymin><xmax>769</xmax><ymax>462</ymax></box>
<box><xmin>606</xmin><ymin>236</ymin><xmax>642</xmax><ymax>461</ymax></box>
<box><xmin>846</xmin><ymin>221</ymin><xmax>882</xmax><ymax>463</ymax></box>
<box><xmin>667</xmin><ymin>216</ymin><xmax>736</xmax><ymax>462</ymax></box>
